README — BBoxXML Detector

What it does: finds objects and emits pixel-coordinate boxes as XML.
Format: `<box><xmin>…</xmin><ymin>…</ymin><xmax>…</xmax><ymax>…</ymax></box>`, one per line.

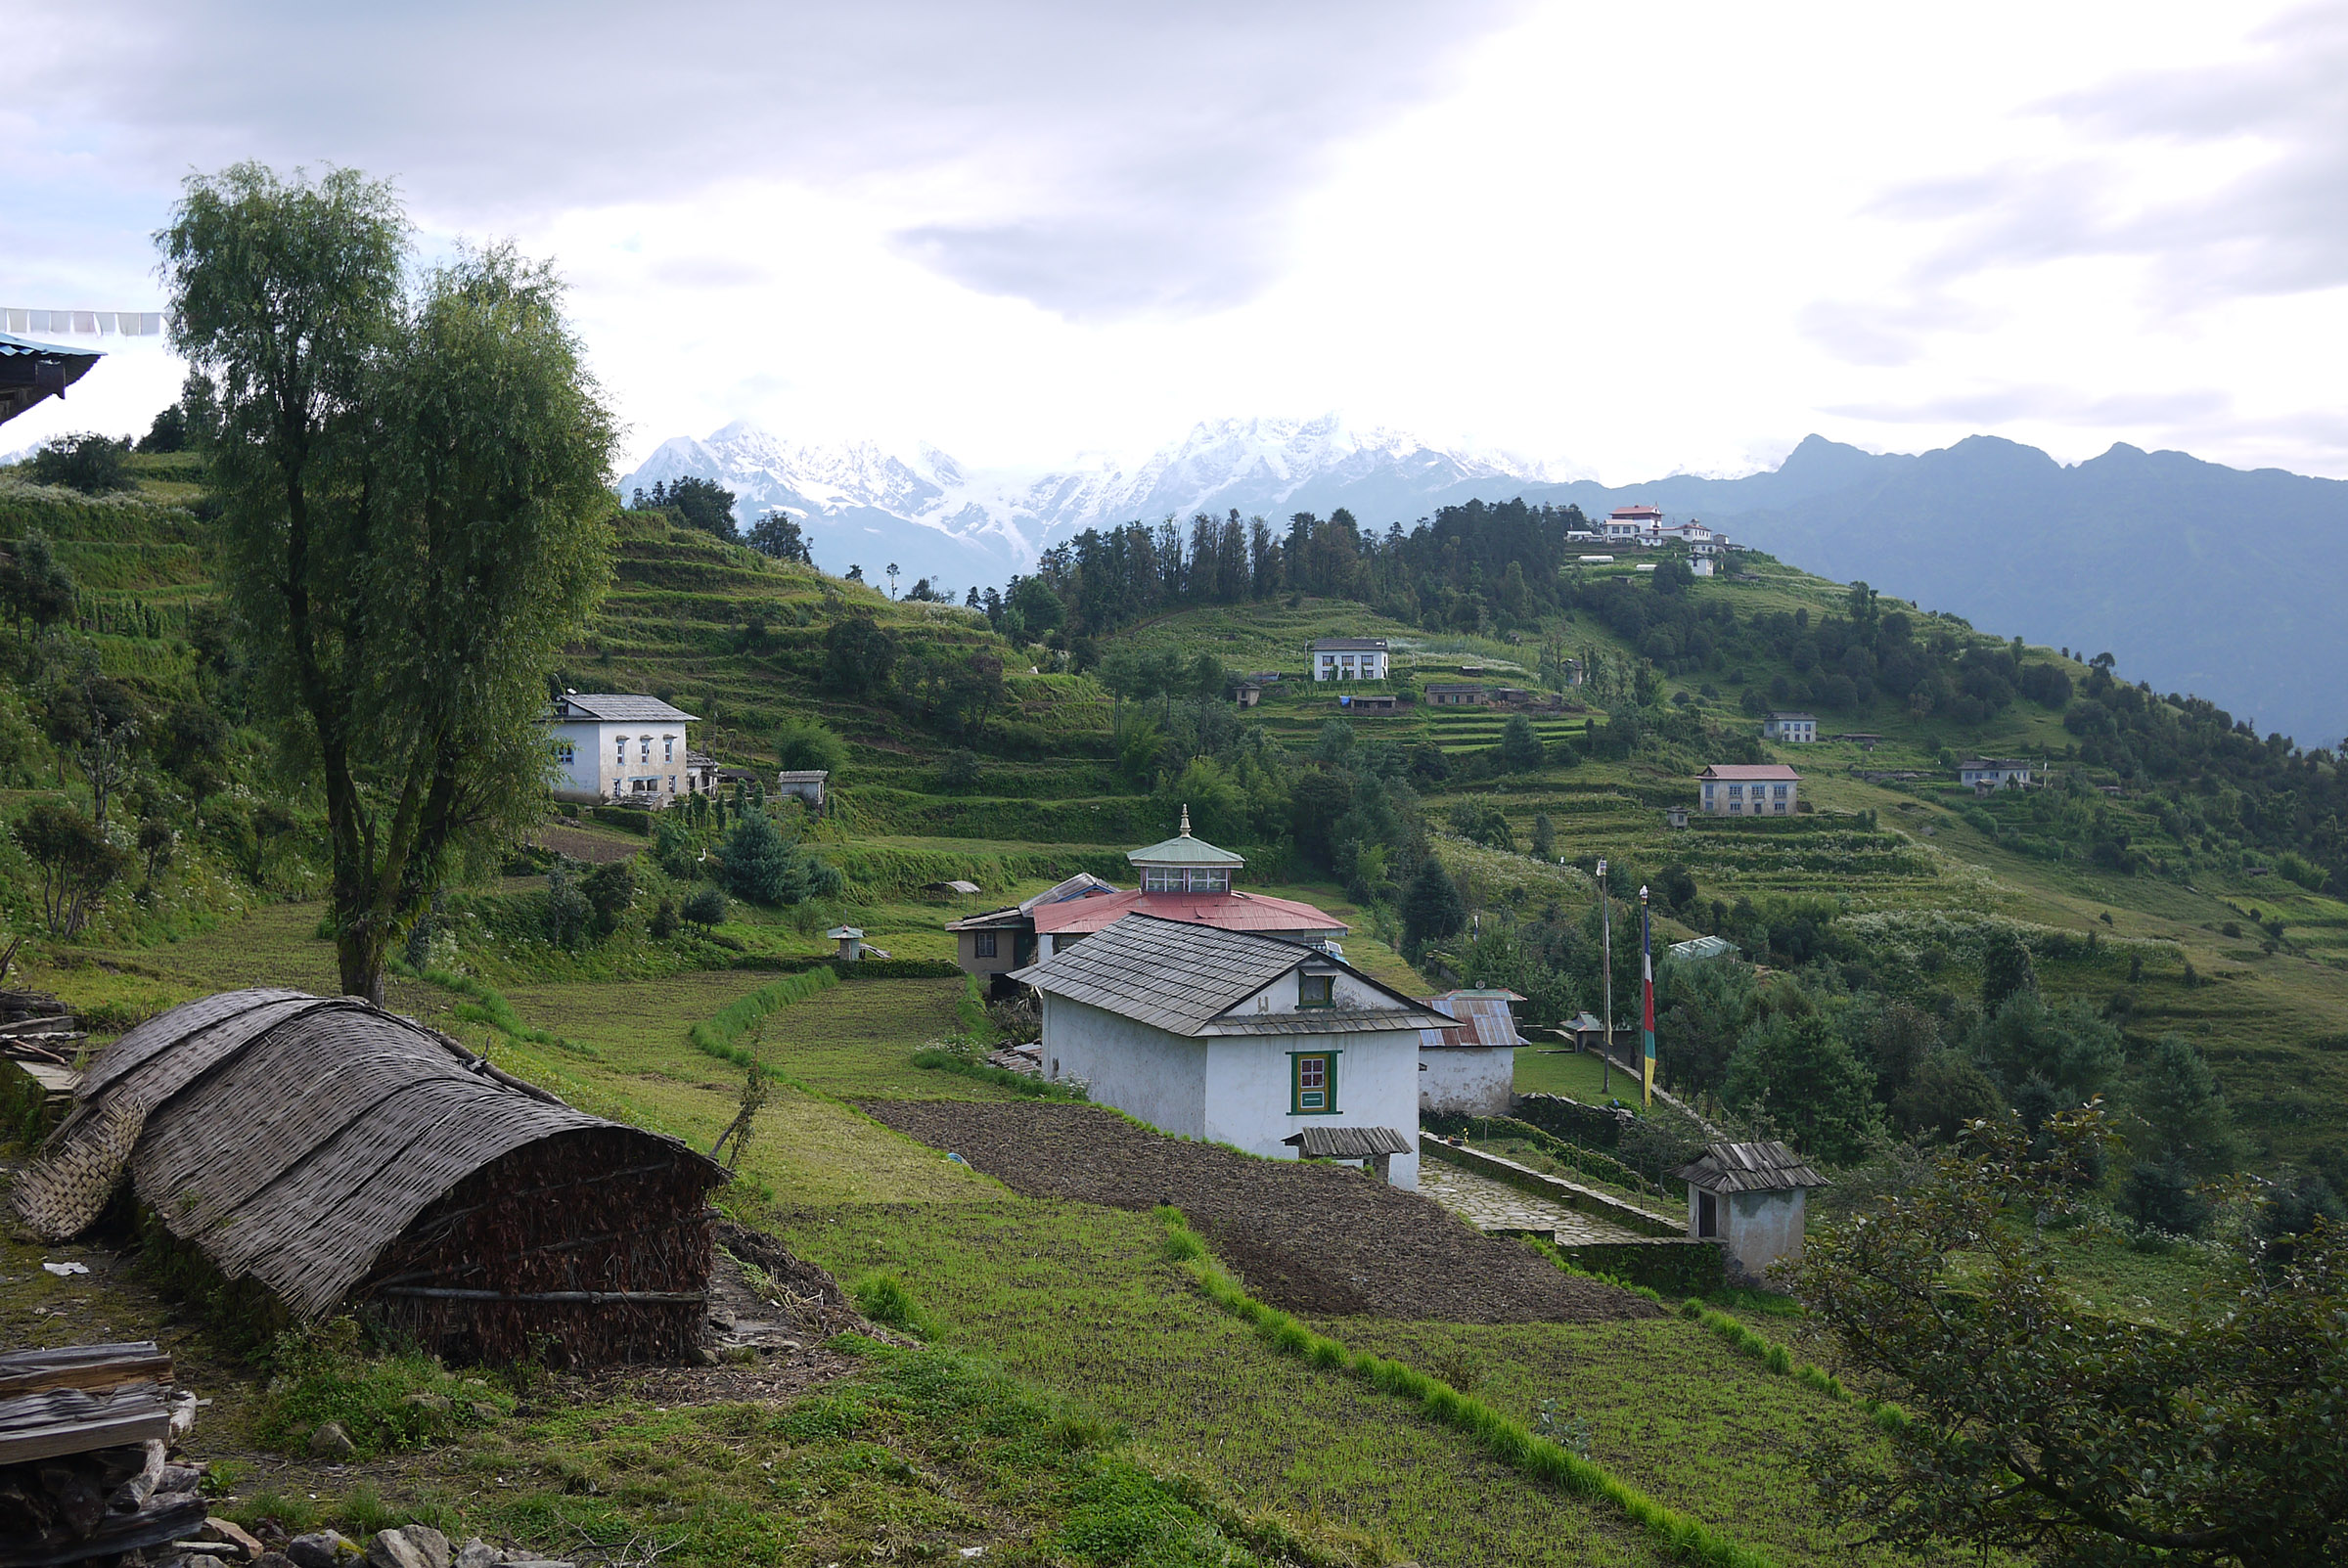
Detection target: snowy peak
<box><xmin>612</xmin><ymin>414</ymin><xmax>1574</xmax><ymax>585</ymax></box>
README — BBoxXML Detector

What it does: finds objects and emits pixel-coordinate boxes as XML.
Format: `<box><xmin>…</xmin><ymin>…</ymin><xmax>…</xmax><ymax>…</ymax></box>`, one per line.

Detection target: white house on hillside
<box><xmin>1763</xmin><ymin>711</ymin><xmax>1818</xmax><ymax>743</ymax></box>
<box><xmin>1603</xmin><ymin>504</ymin><xmax>1663</xmax><ymax>543</ymax></box>
<box><xmin>1311</xmin><ymin>637</ymin><xmax>1390</xmax><ymax>681</ymax></box>
<box><xmin>1959</xmin><ymin>758</ymin><xmax>2035</xmax><ymax>790</ymax></box>
<box><xmin>1698</xmin><ymin>763</ymin><xmax>1801</xmax><ymax>816</ymax></box>
<box><xmin>1013</xmin><ymin>914</ymin><xmax>1447</xmax><ymax>1187</ymax></box>
<box><xmin>545</xmin><ymin>693</ymin><xmax>700</xmax><ymax>808</ymax></box>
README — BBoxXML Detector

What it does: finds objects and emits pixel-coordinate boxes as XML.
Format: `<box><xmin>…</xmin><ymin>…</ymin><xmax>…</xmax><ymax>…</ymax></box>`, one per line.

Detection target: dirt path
<box><xmin>861</xmin><ymin>1100</ymin><xmax>1660</xmax><ymax>1324</ymax></box>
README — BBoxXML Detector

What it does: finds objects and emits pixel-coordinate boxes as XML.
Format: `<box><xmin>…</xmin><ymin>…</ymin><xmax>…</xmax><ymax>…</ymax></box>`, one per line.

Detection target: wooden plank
<box><xmin>0</xmin><ymin>1342</ymin><xmax>170</xmax><ymax>1399</ymax></box>
<box><xmin>0</xmin><ymin>1493</ymin><xmax>209</xmax><ymax>1568</ymax></box>
<box><xmin>0</xmin><ymin>1384</ymin><xmax>172</xmax><ymax>1466</ymax></box>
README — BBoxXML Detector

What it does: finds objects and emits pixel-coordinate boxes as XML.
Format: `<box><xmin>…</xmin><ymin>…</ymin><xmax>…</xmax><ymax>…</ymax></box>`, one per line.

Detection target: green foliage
<box><xmin>715</xmin><ymin>809</ymin><xmax>839</xmax><ymax>906</ymax></box>
<box><xmin>1966</xmin><ymin>990</ymin><xmax>2124</xmax><ymax>1108</ymax></box>
<box><xmin>681</xmin><ymin>885</ymin><xmax>729</xmax><ymax>928</ymax></box>
<box><xmin>850</xmin><ymin>1271</ymin><xmax>930</xmax><ymax>1334</ymax></box>
<box><xmin>2125</xmin><ymin>1033</ymin><xmax>2241</xmax><ymax>1179</ymax></box>
<box><xmin>745</xmin><ymin>508</ymin><xmax>813</xmax><ymax>562</ymax></box>
<box><xmin>25</xmin><ymin>432</ymin><xmax>135</xmax><ymax>495</ymax></box>
<box><xmin>774</xmin><ymin>717</ymin><xmax>845</xmax><ymax>774</ymax></box>
<box><xmin>1793</xmin><ymin>1104</ymin><xmax>2348</xmax><ymax>1565</ymax></box>
<box><xmin>164</xmin><ymin>163</ymin><xmax>616</xmax><ymax>1001</ymax></box>
<box><xmin>1497</xmin><ymin>712</ymin><xmax>1546</xmax><ymax>771</ymax></box>
<box><xmin>1979</xmin><ymin>930</ymin><xmax>2037</xmax><ymax>1010</ymax></box>
<box><xmin>686</xmin><ymin>966</ymin><xmax>840</xmax><ymax>1073</ymax></box>
<box><xmin>1</xmin><ymin>528</ymin><xmax>77</xmax><ymax>634</ymax></box>
<box><xmin>13</xmin><ymin>796</ymin><xmax>132</xmax><ymax>935</ymax></box>
<box><xmin>912</xmin><ymin>1047</ymin><xmax>1087</xmax><ymax>1100</ymax></box>
<box><xmin>1722</xmin><ymin>1010</ymin><xmax>1880</xmax><ymax>1166</ymax></box>
<box><xmin>1400</xmin><ymin>856</ymin><xmax>1467</xmax><ymax>956</ymax></box>
<box><xmin>630</xmin><ymin>475</ymin><xmax>738</xmax><ymax>538</ymax></box>
<box><xmin>822</xmin><ymin>613</ymin><xmax>898</xmax><ymax>694</ymax></box>
<box><xmin>254</xmin><ymin>1318</ymin><xmax>511</xmax><ymax>1460</ymax></box>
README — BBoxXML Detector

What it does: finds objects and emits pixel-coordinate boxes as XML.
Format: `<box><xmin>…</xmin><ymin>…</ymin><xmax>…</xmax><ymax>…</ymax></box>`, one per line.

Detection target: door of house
<box><xmin>1697</xmin><ymin>1190</ymin><xmax>1718</xmax><ymax>1238</ymax></box>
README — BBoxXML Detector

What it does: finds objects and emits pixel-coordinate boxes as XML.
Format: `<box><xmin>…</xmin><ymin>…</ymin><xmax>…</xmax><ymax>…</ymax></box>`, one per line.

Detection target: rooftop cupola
<box><xmin>1127</xmin><ymin>805</ymin><xmax>1245</xmax><ymax>893</ymax></box>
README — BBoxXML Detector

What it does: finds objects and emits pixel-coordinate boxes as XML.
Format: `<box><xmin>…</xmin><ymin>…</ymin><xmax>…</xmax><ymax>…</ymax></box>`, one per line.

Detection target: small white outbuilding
<box><xmin>1012</xmin><ymin>914</ymin><xmax>1448</xmax><ymax>1187</ymax></box>
<box><xmin>1674</xmin><ymin>1140</ymin><xmax>1829</xmax><ymax>1287</ymax></box>
<box><xmin>1419</xmin><ymin>988</ymin><xmax>1524</xmax><ymax>1117</ymax></box>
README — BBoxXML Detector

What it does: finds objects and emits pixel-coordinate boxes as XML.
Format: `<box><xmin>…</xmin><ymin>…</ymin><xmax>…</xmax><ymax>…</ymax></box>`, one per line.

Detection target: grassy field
<box><xmin>17</xmin><ymin>903</ymin><xmax>1949</xmax><ymax>1566</ymax></box>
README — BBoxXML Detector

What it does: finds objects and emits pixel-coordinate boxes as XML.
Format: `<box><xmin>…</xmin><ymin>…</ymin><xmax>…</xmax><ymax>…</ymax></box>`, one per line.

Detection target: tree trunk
<box><xmin>337</xmin><ymin>918</ymin><xmax>389</xmax><ymax>1007</ymax></box>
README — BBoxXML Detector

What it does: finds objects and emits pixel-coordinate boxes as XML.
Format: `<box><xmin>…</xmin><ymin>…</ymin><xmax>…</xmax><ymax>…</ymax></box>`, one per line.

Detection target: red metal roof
<box><xmin>1030</xmin><ymin>887</ymin><xmax>1349</xmax><ymax>937</ymax></box>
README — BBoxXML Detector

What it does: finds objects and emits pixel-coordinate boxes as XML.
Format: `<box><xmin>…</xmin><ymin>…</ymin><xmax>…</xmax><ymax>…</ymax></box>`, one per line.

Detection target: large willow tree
<box><xmin>162</xmin><ymin>165</ymin><xmax>615</xmax><ymax>1002</ymax></box>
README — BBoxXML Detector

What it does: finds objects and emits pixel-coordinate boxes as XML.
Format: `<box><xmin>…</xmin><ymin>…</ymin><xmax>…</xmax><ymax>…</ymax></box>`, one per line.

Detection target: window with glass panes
<box><xmin>1289</xmin><ymin>1051</ymin><xmax>1338</xmax><ymax>1114</ymax></box>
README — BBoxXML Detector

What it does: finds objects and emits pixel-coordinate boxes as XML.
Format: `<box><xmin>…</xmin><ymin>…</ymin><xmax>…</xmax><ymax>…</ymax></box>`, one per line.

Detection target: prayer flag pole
<box><xmin>1640</xmin><ymin>884</ymin><xmax>1656</xmax><ymax>1108</ymax></box>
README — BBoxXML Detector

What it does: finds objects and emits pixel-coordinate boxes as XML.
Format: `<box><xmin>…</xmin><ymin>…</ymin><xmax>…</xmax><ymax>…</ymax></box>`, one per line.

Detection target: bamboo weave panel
<box><xmin>131</xmin><ymin>1010</ymin><xmax>476</xmax><ymax>1234</ymax></box>
<box><xmin>75</xmin><ymin>989</ymin><xmax>306</xmax><ymax>1098</ymax></box>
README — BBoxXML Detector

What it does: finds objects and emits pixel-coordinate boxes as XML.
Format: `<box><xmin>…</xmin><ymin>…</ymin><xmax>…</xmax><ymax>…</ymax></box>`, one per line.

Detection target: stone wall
<box><xmin>1556</xmin><ymin>1238</ymin><xmax>1724</xmax><ymax>1298</ymax></box>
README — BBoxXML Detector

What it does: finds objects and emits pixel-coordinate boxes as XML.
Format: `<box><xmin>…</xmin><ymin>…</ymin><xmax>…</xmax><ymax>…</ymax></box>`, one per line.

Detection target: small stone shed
<box><xmin>11</xmin><ymin>990</ymin><xmax>723</xmax><ymax>1364</ymax></box>
<box><xmin>1673</xmin><ymin>1140</ymin><xmax>1827</xmax><ymax>1287</ymax></box>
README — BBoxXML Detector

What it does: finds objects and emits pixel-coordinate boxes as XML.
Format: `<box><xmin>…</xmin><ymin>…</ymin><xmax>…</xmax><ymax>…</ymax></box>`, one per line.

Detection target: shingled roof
<box><xmin>1010</xmin><ymin>914</ymin><xmax>1445</xmax><ymax>1037</ymax></box>
<box><xmin>549</xmin><ymin>694</ymin><xmax>700</xmax><ymax>724</ymax></box>
<box><xmin>1674</xmin><ymin>1140</ymin><xmax>1829</xmax><ymax>1194</ymax></box>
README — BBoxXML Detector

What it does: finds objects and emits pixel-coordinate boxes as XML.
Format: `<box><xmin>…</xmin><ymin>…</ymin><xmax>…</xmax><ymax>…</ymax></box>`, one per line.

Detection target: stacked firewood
<box><xmin>0</xmin><ymin>1342</ymin><xmax>208</xmax><ymax>1568</ymax></box>
<box><xmin>1</xmin><ymin>991</ymin><xmax>85</xmax><ymax>1134</ymax></box>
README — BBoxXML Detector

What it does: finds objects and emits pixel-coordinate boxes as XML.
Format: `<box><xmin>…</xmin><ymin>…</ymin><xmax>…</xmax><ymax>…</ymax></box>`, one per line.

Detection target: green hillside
<box><xmin>7</xmin><ymin>459</ymin><xmax>2347</xmax><ymax>1178</ymax></box>
<box><xmin>8</xmin><ymin>448</ymin><xmax>2347</xmax><ymax>1565</ymax></box>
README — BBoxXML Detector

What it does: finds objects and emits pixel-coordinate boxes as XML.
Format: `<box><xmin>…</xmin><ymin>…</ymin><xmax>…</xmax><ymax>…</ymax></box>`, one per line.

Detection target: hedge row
<box><xmin>389</xmin><ymin>959</ymin><xmax>597</xmax><ymax>1057</ymax></box>
<box><xmin>687</xmin><ymin>966</ymin><xmax>841</xmax><ymax>1073</ymax></box>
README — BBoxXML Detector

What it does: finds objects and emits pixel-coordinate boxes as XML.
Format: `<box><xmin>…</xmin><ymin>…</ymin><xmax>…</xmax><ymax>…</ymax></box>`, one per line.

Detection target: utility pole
<box><xmin>1598</xmin><ymin>858</ymin><xmax>1612</xmax><ymax>1098</ymax></box>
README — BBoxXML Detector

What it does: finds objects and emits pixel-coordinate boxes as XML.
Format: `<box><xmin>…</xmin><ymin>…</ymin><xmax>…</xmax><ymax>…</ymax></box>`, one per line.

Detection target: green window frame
<box><xmin>1297</xmin><ymin>972</ymin><xmax>1334</xmax><ymax>1008</ymax></box>
<box><xmin>1289</xmin><ymin>1051</ymin><xmax>1339</xmax><ymax>1115</ymax></box>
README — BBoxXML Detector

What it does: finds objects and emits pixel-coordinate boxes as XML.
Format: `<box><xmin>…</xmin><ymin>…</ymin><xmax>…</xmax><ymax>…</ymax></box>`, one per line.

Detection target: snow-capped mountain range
<box><xmin>615</xmin><ymin>415</ymin><xmax>1589</xmax><ymax>590</ymax></box>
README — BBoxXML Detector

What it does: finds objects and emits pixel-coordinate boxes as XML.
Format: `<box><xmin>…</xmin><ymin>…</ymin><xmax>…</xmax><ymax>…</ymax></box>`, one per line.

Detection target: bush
<box><xmin>25</xmin><ymin>431</ymin><xmax>134</xmax><ymax>494</ymax></box>
<box><xmin>717</xmin><ymin>810</ymin><xmax>841</xmax><ymax>906</ymax></box>
<box><xmin>775</xmin><ymin>718</ymin><xmax>846</xmax><ymax>775</ymax></box>
<box><xmin>649</xmin><ymin>897</ymin><xmax>680</xmax><ymax>939</ymax></box>
<box><xmin>2118</xmin><ymin>1156</ymin><xmax>2212</xmax><ymax>1237</ymax></box>
<box><xmin>579</xmin><ymin>860</ymin><xmax>635</xmax><ymax>937</ymax></box>
<box><xmin>682</xmin><ymin>885</ymin><xmax>728</xmax><ymax>928</ymax></box>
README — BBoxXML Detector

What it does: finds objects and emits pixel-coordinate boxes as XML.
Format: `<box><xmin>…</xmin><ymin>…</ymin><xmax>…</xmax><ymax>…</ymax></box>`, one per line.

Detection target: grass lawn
<box><xmin>1515</xmin><ymin>1046</ymin><xmax>1651</xmax><ymax>1109</ymax></box>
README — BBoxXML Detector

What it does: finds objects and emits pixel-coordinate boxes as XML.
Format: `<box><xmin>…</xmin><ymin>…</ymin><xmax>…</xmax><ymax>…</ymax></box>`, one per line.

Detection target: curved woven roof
<box><xmin>27</xmin><ymin>990</ymin><xmax>716</xmax><ymax>1321</ymax></box>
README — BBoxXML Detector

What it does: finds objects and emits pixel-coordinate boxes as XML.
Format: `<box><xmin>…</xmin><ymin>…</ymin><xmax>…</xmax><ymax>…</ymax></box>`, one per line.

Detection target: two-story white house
<box><xmin>1959</xmin><ymin>758</ymin><xmax>2035</xmax><ymax>790</ymax></box>
<box><xmin>545</xmin><ymin>693</ymin><xmax>700</xmax><ymax>808</ymax></box>
<box><xmin>1698</xmin><ymin>763</ymin><xmax>1801</xmax><ymax>816</ymax></box>
<box><xmin>1763</xmin><ymin>711</ymin><xmax>1818</xmax><ymax>743</ymax></box>
<box><xmin>1311</xmin><ymin>637</ymin><xmax>1390</xmax><ymax>681</ymax></box>
<box><xmin>1014</xmin><ymin>914</ymin><xmax>1446</xmax><ymax>1187</ymax></box>
<box><xmin>1603</xmin><ymin>504</ymin><xmax>1664</xmax><ymax>544</ymax></box>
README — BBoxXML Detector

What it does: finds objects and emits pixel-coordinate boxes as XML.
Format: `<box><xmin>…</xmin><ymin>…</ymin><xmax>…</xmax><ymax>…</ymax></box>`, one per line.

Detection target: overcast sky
<box><xmin>7</xmin><ymin>0</ymin><xmax>2344</xmax><ymax>481</ymax></box>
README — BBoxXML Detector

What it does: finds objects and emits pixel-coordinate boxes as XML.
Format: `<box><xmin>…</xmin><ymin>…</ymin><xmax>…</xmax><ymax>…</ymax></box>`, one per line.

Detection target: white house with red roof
<box><xmin>1698</xmin><ymin>763</ymin><xmax>1801</xmax><ymax>817</ymax></box>
<box><xmin>1028</xmin><ymin>811</ymin><xmax>1348</xmax><ymax>956</ymax></box>
<box><xmin>1603</xmin><ymin>504</ymin><xmax>1664</xmax><ymax>544</ymax></box>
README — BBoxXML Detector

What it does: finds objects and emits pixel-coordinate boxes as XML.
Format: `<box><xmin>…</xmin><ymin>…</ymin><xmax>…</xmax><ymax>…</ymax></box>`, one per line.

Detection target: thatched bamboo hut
<box><xmin>13</xmin><ymin>990</ymin><xmax>723</xmax><ymax>1365</ymax></box>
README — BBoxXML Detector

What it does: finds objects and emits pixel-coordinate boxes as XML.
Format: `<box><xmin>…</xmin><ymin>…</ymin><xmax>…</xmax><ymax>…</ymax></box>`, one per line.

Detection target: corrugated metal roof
<box><xmin>1031</xmin><ymin>887</ymin><xmax>1347</xmax><ymax>937</ymax></box>
<box><xmin>1309</xmin><ymin>637</ymin><xmax>1389</xmax><ymax>651</ymax></box>
<box><xmin>1425</xmin><ymin>991</ymin><xmax>1525</xmax><ymax>1049</ymax></box>
<box><xmin>1674</xmin><ymin>1140</ymin><xmax>1829</xmax><ymax>1193</ymax></box>
<box><xmin>1283</xmin><ymin>1125</ymin><xmax>1411</xmax><ymax>1157</ymax></box>
<box><xmin>550</xmin><ymin>694</ymin><xmax>700</xmax><ymax>723</ymax></box>
<box><xmin>0</xmin><ymin>331</ymin><xmax>104</xmax><ymax>359</ymax></box>
<box><xmin>945</xmin><ymin>873</ymin><xmax>1121</xmax><ymax>933</ymax></box>
<box><xmin>1011</xmin><ymin>914</ymin><xmax>1445</xmax><ymax>1037</ymax></box>
<box><xmin>1667</xmin><ymin>935</ymin><xmax>1740</xmax><ymax>963</ymax></box>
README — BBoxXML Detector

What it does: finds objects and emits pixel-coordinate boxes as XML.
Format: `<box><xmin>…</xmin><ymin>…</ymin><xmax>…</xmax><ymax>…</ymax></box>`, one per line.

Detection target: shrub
<box><xmin>774</xmin><ymin>718</ymin><xmax>845</xmax><ymax>775</ymax></box>
<box><xmin>682</xmin><ymin>885</ymin><xmax>728</xmax><ymax>928</ymax></box>
<box><xmin>649</xmin><ymin>896</ymin><xmax>680</xmax><ymax>939</ymax></box>
<box><xmin>25</xmin><ymin>431</ymin><xmax>134</xmax><ymax>494</ymax></box>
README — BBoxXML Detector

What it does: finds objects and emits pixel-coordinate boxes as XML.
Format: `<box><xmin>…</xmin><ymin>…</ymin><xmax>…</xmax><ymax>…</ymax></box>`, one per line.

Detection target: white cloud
<box><xmin>6</xmin><ymin>0</ymin><xmax>2345</xmax><ymax>484</ymax></box>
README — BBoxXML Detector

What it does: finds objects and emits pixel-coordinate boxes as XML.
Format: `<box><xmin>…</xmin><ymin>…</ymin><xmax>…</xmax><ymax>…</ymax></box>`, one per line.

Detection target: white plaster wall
<box><xmin>1420</xmin><ymin>1047</ymin><xmax>1513</xmax><ymax>1116</ymax></box>
<box><xmin>1233</xmin><ymin>964</ymin><xmax>1383</xmax><ymax>1017</ymax></box>
<box><xmin>549</xmin><ymin>719</ymin><xmax>690</xmax><ymax>805</ymax></box>
<box><xmin>1040</xmin><ymin>996</ymin><xmax>1208</xmax><ymax>1140</ymax></box>
<box><xmin>1200</xmin><ymin>1029</ymin><xmax>1421</xmax><ymax>1188</ymax></box>
<box><xmin>1725</xmin><ymin>1187</ymin><xmax>1808</xmax><ymax>1286</ymax></box>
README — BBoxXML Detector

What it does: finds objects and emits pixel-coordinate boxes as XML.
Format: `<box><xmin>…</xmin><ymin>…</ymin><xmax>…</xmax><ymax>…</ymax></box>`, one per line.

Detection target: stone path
<box><xmin>1420</xmin><ymin>1160</ymin><xmax>1654</xmax><ymax>1245</ymax></box>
